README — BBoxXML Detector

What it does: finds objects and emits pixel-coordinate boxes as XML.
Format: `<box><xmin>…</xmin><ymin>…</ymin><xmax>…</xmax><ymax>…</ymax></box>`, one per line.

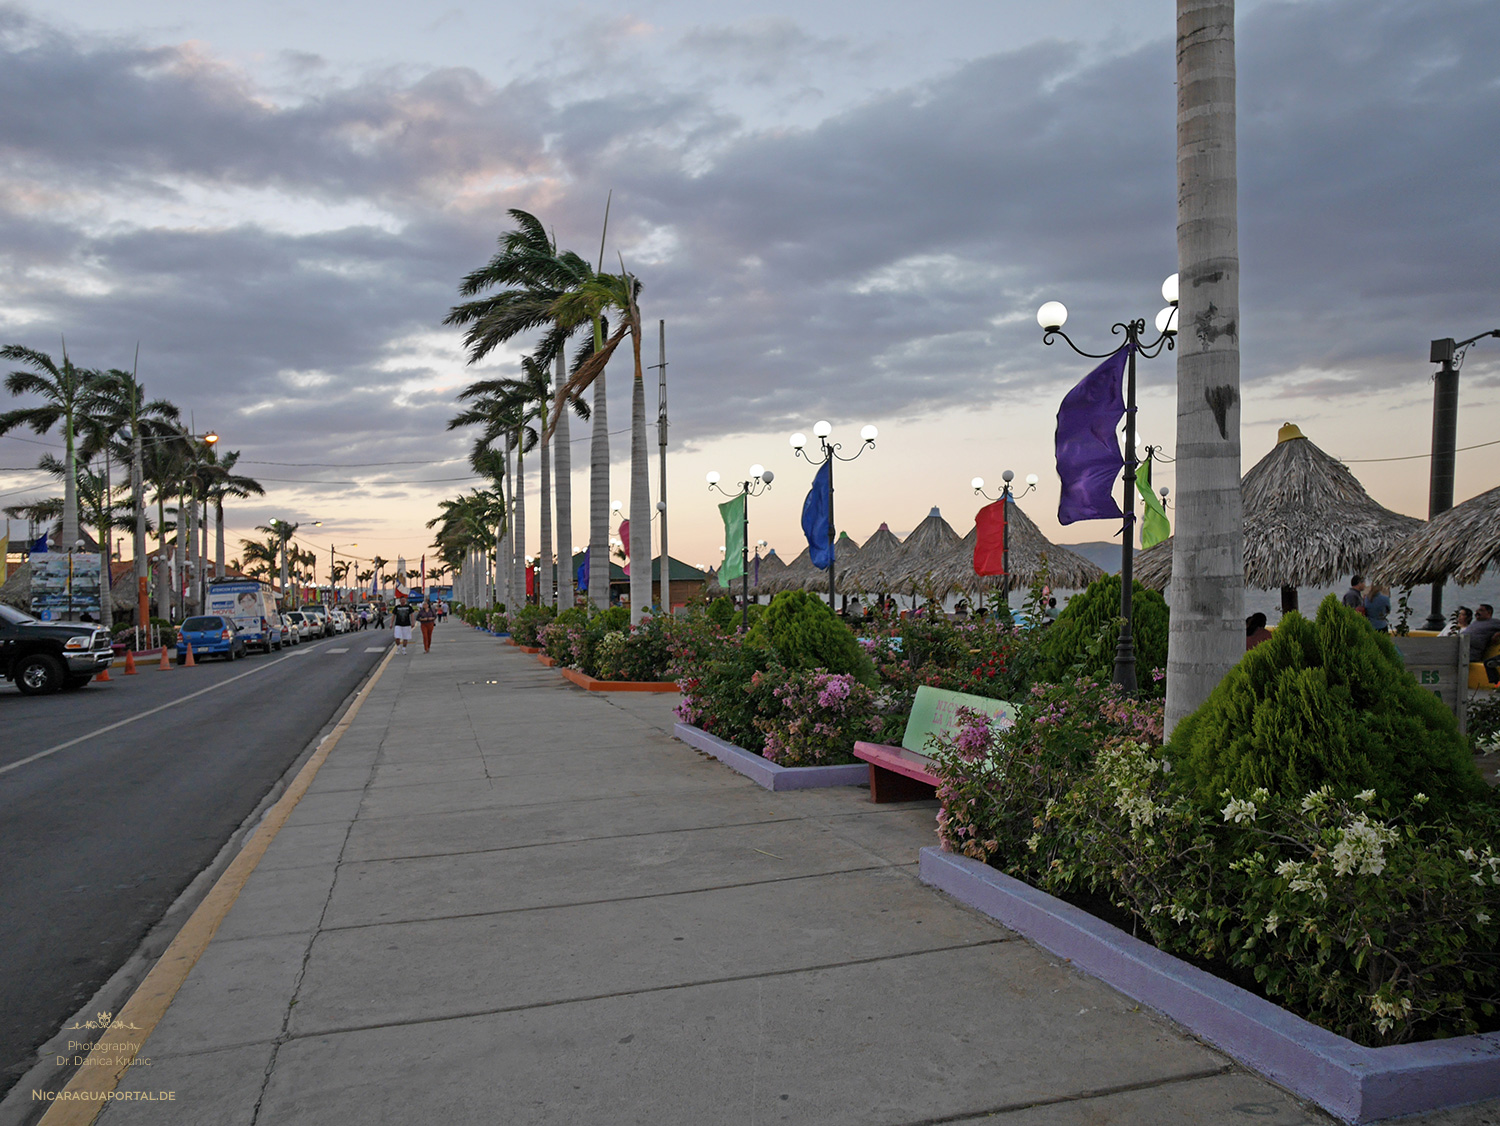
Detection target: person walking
<box><xmin>417</xmin><ymin>598</ymin><xmax>438</xmax><ymax>653</ymax></box>
<box><xmin>391</xmin><ymin>597</ymin><xmax>415</xmax><ymax>654</ymax></box>
<box><xmin>1363</xmin><ymin>583</ymin><xmax>1391</xmax><ymax>633</ymax></box>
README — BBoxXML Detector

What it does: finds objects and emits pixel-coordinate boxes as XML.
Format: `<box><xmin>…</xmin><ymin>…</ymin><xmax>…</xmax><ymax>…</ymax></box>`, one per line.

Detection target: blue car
<box><xmin>176</xmin><ymin>615</ymin><xmax>248</xmax><ymax>664</ymax></box>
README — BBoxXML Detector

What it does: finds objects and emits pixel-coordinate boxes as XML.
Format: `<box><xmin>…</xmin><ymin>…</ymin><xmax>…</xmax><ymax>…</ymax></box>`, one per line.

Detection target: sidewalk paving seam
<box><xmin>885</xmin><ymin>1065</ymin><xmax>1237</xmax><ymax>1126</ymax></box>
<box><xmin>335</xmin><ymin>813</ymin><xmax>808</xmax><ymax>862</ymax></box>
<box><xmin>279</xmin><ymin>938</ymin><xmax>1014</xmax><ymax>1042</ymax></box>
<box><xmin>312</xmin><ymin>862</ymin><xmax>909</xmax><ymax>931</ymax></box>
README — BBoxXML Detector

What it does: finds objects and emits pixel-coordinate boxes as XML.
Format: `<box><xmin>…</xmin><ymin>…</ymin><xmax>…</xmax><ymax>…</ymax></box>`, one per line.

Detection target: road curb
<box><xmin>33</xmin><ymin>644</ymin><xmax>398</xmax><ymax>1126</ymax></box>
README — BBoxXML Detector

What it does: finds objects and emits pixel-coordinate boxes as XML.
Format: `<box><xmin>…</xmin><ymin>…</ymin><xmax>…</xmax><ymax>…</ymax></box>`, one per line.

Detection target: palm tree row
<box><xmin>1</xmin><ymin>345</ymin><xmax>265</xmax><ymax>625</ymax></box>
<box><xmin>442</xmin><ymin>207</ymin><xmax>654</xmax><ymax>622</ymax></box>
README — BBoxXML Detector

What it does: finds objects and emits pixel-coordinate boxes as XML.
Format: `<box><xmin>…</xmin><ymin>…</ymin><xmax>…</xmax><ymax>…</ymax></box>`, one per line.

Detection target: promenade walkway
<box><xmin>89</xmin><ymin>625</ymin><xmax>1353</xmax><ymax>1124</ymax></box>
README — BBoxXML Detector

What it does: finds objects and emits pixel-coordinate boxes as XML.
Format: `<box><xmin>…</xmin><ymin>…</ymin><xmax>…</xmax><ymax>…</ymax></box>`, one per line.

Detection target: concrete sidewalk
<box><xmin>91</xmin><ymin>626</ymin><xmax>1358</xmax><ymax>1125</ymax></box>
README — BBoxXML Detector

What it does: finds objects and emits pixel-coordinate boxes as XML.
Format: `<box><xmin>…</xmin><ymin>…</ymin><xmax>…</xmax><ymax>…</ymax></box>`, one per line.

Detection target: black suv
<box><xmin>0</xmin><ymin>603</ymin><xmax>115</xmax><ymax>695</ymax></box>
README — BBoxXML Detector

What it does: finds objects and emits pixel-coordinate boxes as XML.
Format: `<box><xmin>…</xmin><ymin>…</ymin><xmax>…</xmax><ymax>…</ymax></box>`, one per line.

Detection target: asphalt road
<box><xmin>0</xmin><ymin>631</ymin><xmax>390</xmax><ymax>1100</ymax></box>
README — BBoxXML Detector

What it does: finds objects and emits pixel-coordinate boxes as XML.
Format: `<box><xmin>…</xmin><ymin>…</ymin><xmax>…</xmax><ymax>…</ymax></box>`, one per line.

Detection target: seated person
<box><xmin>1246</xmin><ymin>612</ymin><xmax>1273</xmax><ymax>650</ymax></box>
<box><xmin>1463</xmin><ymin>604</ymin><xmax>1500</xmax><ymax>683</ymax></box>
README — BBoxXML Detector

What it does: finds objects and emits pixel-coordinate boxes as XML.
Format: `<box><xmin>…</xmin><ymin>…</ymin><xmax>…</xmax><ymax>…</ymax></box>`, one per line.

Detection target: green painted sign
<box><xmin>903</xmin><ymin>685</ymin><xmax>1015</xmax><ymax>755</ymax></box>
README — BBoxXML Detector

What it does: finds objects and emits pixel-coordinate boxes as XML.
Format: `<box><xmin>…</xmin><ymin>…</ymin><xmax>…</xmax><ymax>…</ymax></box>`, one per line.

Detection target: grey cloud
<box><xmin>0</xmin><ymin>0</ymin><xmax>1495</xmax><ymax>496</ymax></box>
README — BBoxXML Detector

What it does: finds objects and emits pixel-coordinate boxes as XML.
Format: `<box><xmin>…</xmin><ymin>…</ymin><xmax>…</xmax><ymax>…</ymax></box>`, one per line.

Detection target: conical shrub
<box><xmin>1166</xmin><ymin>595</ymin><xmax>1484</xmax><ymax>815</ymax></box>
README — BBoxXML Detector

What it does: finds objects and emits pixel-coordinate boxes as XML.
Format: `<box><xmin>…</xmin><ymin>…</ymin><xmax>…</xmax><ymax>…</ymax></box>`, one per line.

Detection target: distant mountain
<box><xmin>1064</xmin><ymin>540</ymin><xmax>1133</xmax><ymax>575</ymax></box>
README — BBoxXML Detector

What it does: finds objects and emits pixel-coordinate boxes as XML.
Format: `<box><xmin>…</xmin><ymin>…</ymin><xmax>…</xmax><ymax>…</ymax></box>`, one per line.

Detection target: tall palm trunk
<box><xmin>186</xmin><ymin>491</ymin><xmax>199</xmax><ymax>614</ymax></box>
<box><xmin>628</xmin><ymin>342</ymin><xmax>650</xmax><ymax>625</ymax></box>
<box><xmin>61</xmin><ymin>409</ymin><xmax>78</xmax><ymax>562</ymax></box>
<box><xmin>588</xmin><ymin>371</ymin><xmax>609</xmax><ymax>610</ymax></box>
<box><xmin>175</xmin><ymin>489</ymin><xmax>186</xmax><ymax>619</ymax></box>
<box><xmin>155</xmin><ymin>492</ymin><xmax>169</xmax><ymax>620</ymax></box>
<box><xmin>539</xmin><ymin>397</ymin><xmax>553</xmax><ymax>610</ymax></box>
<box><xmin>132</xmin><ymin>412</ymin><xmax>146</xmax><ymax>627</ymax></box>
<box><xmin>554</xmin><ymin>351</ymin><xmax>573</xmax><ymax>610</ymax></box>
<box><xmin>215</xmin><ymin>501</ymin><xmax>226</xmax><ymax>578</ymax></box>
<box><xmin>513</xmin><ymin>433</ymin><xmax>527</xmax><ymax>606</ymax></box>
<box><xmin>99</xmin><ymin>447</ymin><xmax>113</xmax><ymax>629</ymax></box>
<box><xmin>1165</xmin><ymin>0</ymin><xmax>1243</xmax><ymax>734</ymax></box>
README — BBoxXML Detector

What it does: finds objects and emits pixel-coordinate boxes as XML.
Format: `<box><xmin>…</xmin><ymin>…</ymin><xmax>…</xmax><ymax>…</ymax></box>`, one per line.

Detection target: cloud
<box><xmin>0</xmin><ymin>0</ymin><xmax>1496</xmax><ymax>526</ymax></box>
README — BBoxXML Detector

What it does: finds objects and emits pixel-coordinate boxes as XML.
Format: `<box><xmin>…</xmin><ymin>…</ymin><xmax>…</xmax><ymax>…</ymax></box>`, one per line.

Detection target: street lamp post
<box><xmin>1036</xmin><ymin>276</ymin><xmax>1178</xmax><ymax>691</ymax></box>
<box><xmin>971</xmin><ymin>470</ymin><xmax>1039</xmax><ymax>615</ymax></box>
<box><xmin>708</xmin><ymin>465</ymin><xmax>773</xmax><ymax>631</ymax></box>
<box><xmin>1422</xmin><ymin>328</ymin><xmax>1499</xmax><ymax>630</ymax></box>
<box><xmin>790</xmin><ymin>421</ymin><xmax>877</xmax><ymax>613</ymax></box>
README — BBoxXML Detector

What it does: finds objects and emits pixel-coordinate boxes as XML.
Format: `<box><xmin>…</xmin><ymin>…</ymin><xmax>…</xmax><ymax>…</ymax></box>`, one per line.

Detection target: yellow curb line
<box><xmin>37</xmin><ymin>644</ymin><xmax>397</xmax><ymax>1125</ymax></box>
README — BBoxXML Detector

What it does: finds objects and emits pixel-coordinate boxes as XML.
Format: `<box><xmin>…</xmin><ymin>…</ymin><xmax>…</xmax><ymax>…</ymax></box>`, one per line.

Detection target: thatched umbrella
<box><xmin>1373</xmin><ymin>485</ymin><xmax>1500</xmax><ymax>587</ymax></box>
<box><xmin>886</xmin><ymin>507</ymin><xmax>963</xmax><ymax>599</ymax></box>
<box><xmin>1135</xmin><ymin>423</ymin><xmax>1422</xmax><ymax>610</ymax></box>
<box><xmin>841</xmin><ymin>523</ymin><xmax>905</xmax><ymax>594</ymax></box>
<box><xmin>763</xmin><ymin>546</ymin><xmax>813</xmax><ymax>594</ymax></box>
<box><xmin>936</xmin><ymin>501</ymin><xmax>1106</xmax><ymax>596</ymax></box>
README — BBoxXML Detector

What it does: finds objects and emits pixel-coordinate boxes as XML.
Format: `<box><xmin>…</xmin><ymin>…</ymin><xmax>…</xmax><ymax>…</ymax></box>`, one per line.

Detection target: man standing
<box><xmin>391</xmin><ymin>597</ymin><xmax>415</xmax><ymax>654</ymax></box>
<box><xmin>1341</xmin><ymin>575</ymin><xmax>1366</xmax><ymax>612</ymax></box>
<box><xmin>417</xmin><ymin>598</ymin><xmax>438</xmax><ymax>653</ymax></box>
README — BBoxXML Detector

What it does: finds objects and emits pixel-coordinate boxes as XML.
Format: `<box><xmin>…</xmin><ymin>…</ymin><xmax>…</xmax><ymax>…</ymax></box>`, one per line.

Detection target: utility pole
<box><xmin>655</xmin><ymin>319</ymin><xmax>670</xmax><ymax>615</ymax></box>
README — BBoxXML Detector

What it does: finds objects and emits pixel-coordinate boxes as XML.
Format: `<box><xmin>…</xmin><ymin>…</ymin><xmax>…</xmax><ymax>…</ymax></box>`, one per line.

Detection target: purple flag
<box><xmin>1055</xmin><ymin>347</ymin><xmax>1128</xmax><ymax>525</ymax></box>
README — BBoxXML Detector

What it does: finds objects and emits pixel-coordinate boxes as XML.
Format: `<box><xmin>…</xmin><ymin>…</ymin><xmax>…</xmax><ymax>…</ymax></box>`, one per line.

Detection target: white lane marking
<box><xmin>0</xmin><ymin>640</ymin><xmax>364</xmax><ymax>778</ymax></box>
<box><xmin>328</xmin><ymin>648</ymin><xmax>349</xmax><ymax>653</ymax></box>
<box><xmin>364</xmin><ymin>647</ymin><xmax>386</xmax><ymax>653</ymax></box>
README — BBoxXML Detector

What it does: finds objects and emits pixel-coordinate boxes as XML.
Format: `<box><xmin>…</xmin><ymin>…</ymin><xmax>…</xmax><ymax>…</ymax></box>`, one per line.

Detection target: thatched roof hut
<box><xmin>1373</xmin><ymin>485</ymin><xmax>1500</xmax><ymax>587</ymax></box>
<box><xmin>763</xmin><ymin>533</ymin><xmax>860</xmax><ymax>595</ymax></box>
<box><xmin>762</xmin><ymin>547</ymin><xmax>812</xmax><ymax>594</ymax></box>
<box><xmin>935</xmin><ymin>501</ymin><xmax>1106</xmax><ymax>595</ymax></box>
<box><xmin>841</xmin><ymin>523</ymin><xmax>906</xmax><ymax>594</ymax></box>
<box><xmin>885</xmin><ymin>507</ymin><xmax>963</xmax><ymax>596</ymax></box>
<box><xmin>750</xmin><ymin>548</ymin><xmax>788</xmax><ymax>596</ymax></box>
<box><xmin>1135</xmin><ymin>424</ymin><xmax>1422</xmax><ymax>596</ymax></box>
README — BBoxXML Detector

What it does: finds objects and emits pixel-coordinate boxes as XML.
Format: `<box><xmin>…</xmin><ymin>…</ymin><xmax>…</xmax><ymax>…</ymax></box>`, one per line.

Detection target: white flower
<box><xmin>1263</xmin><ymin>912</ymin><xmax>1281</xmax><ymax>936</ymax></box>
<box><xmin>1356</xmin><ymin>789</ymin><xmax>1376</xmax><ymax>803</ymax></box>
<box><xmin>1477</xmin><ymin>911</ymin><xmax>1491</xmax><ymax>926</ymax></box>
<box><xmin>1413</xmin><ymin>793</ymin><xmax>1429</xmax><ymax>804</ymax></box>
<box><xmin>1275</xmin><ymin>859</ymin><xmax>1303</xmax><ymax>879</ymax></box>
<box><xmin>1222</xmin><ymin>797</ymin><xmax>1258</xmax><ymax>824</ymax></box>
<box><xmin>1460</xmin><ymin>848</ymin><xmax>1478</xmax><ymax>862</ymax></box>
<box><xmin>1026</xmin><ymin>834</ymin><xmax>1041</xmax><ymax>853</ymax></box>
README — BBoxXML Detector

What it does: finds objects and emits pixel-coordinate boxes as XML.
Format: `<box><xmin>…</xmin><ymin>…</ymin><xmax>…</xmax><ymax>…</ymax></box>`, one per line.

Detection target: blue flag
<box><xmin>1055</xmin><ymin>347</ymin><xmax>1128</xmax><ymax>525</ymax></box>
<box><xmin>801</xmin><ymin>460</ymin><xmax>834</xmax><ymax>570</ymax></box>
<box><xmin>576</xmin><ymin>548</ymin><xmax>589</xmax><ymax>592</ymax></box>
<box><xmin>30</xmin><ymin>531</ymin><xmax>48</xmax><ymax>553</ymax></box>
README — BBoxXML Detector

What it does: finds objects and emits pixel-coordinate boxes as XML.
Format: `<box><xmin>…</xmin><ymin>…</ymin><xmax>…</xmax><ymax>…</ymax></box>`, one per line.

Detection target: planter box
<box><xmin>559</xmin><ymin>667</ymin><xmax>679</xmax><ymax>693</ymax></box>
<box><xmin>919</xmin><ymin>847</ymin><xmax>1500</xmax><ymax>1124</ymax></box>
<box><xmin>674</xmin><ymin>723</ymin><xmax>870</xmax><ymax>792</ymax></box>
<box><xmin>518</xmin><ymin>645</ymin><xmax>542</xmax><ymax>654</ymax></box>
<box><xmin>537</xmin><ymin>655</ymin><xmax>556</xmax><ymax>667</ymax></box>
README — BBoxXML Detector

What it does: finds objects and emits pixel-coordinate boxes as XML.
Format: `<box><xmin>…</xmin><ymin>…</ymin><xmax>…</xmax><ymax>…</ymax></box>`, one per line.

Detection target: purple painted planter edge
<box><xmin>919</xmin><ymin>847</ymin><xmax>1500</xmax><ymax>1123</ymax></box>
<box><xmin>673</xmin><ymin>723</ymin><xmax>869</xmax><ymax>791</ymax></box>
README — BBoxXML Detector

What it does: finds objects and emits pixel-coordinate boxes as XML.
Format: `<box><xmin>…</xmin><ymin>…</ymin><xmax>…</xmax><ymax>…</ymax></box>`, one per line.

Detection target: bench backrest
<box><xmin>902</xmin><ymin>685</ymin><xmax>1015</xmax><ymax>754</ymax></box>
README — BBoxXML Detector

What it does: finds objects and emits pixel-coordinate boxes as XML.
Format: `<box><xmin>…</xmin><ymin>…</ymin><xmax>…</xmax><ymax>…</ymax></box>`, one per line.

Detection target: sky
<box><xmin>0</xmin><ymin>0</ymin><xmax>1496</xmax><ymax>580</ymax></box>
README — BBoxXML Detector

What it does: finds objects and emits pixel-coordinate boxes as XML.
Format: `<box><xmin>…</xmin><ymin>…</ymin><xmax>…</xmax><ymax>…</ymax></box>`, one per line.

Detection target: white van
<box><xmin>206</xmin><ymin>580</ymin><xmax>283</xmax><ymax>653</ymax></box>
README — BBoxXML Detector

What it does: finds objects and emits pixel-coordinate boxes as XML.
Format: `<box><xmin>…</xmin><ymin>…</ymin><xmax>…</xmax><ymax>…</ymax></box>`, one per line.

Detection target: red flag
<box><xmin>973</xmin><ymin>499</ymin><xmax>1007</xmax><ymax>577</ymax></box>
<box><xmin>619</xmin><ymin>519</ymin><xmax>630</xmax><ymax>576</ymax></box>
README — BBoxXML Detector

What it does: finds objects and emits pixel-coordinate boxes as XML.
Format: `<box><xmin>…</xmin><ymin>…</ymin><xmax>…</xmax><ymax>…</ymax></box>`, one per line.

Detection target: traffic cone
<box><xmin>184</xmin><ymin>642</ymin><xmax>196</xmax><ymax>668</ymax></box>
<box><xmin>158</xmin><ymin>645</ymin><xmax>172</xmax><ymax>671</ymax></box>
<box><xmin>95</xmin><ymin>663</ymin><xmax>111</xmax><ymax>682</ymax></box>
<box><xmin>124</xmin><ymin>649</ymin><xmax>138</xmax><ymax>675</ymax></box>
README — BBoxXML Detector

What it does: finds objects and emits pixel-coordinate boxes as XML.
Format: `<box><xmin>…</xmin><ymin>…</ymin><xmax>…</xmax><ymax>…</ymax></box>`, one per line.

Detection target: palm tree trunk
<box><xmin>99</xmin><ymin>447</ymin><xmax>114</xmax><ymax>629</ymax></box>
<box><xmin>61</xmin><ymin>409</ymin><xmax>78</xmax><ymax>560</ymax></box>
<box><xmin>155</xmin><ymin>492</ymin><xmax>169</xmax><ymax>620</ymax></box>
<box><xmin>1166</xmin><ymin>0</ymin><xmax>1243</xmax><ymax>735</ymax></box>
<box><xmin>589</xmin><ymin>371</ymin><xmax>609</xmax><ymax>611</ymax></box>
<box><xmin>539</xmin><ymin>398</ymin><xmax>553</xmax><ymax>610</ymax></box>
<box><xmin>513</xmin><ymin>435</ymin><xmax>527</xmax><ymax>606</ymax></box>
<box><xmin>175</xmin><ymin>489</ymin><xmax>186</xmax><ymax>620</ymax></box>
<box><xmin>132</xmin><ymin>413</ymin><xmax>147</xmax><ymax>628</ymax></box>
<box><xmin>186</xmin><ymin>491</ymin><xmax>199</xmax><ymax>614</ymax></box>
<box><xmin>628</xmin><ymin>341</ymin><xmax>650</xmax><ymax>625</ymax></box>
<box><xmin>555</xmin><ymin>352</ymin><xmax>573</xmax><ymax>610</ymax></box>
<box><xmin>215</xmin><ymin>501</ymin><xmax>226</xmax><ymax>577</ymax></box>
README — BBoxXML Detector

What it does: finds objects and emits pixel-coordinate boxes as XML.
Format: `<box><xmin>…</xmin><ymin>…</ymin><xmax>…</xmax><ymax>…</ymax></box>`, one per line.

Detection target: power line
<box><xmin>1341</xmin><ymin>437</ymin><xmax>1500</xmax><ymax>463</ymax></box>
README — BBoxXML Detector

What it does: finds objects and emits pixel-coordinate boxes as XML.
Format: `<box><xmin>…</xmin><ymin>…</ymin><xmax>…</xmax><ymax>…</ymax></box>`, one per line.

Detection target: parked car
<box><xmin>279</xmin><ymin>612</ymin><xmax>301</xmax><ymax>645</ymax></box>
<box><xmin>0</xmin><ymin>603</ymin><xmax>114</xmax><ymax>695</ymax></box>
<box><xmin>175</xmin><ymin>615</ymin><xmax>248</xmax><ymax>663</ymax></box>
<box><xmin>299</xmin><ymin>606</ymin><xmax>333</xmax><ymax>638</ymax></box>
<box><xmin>329</xmin><ymin>610</ymin><xmax>349</xmax><ymax>633</ymax></box>
<box><xmin>285</xmin><ymin>611</ymin><xmax>314</xmax><ymax>643</ymax></box>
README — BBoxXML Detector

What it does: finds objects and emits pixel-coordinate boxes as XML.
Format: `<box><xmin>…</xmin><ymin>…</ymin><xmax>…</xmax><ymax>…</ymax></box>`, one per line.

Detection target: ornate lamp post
<box><xmin>971</xmin><ymin>470</ymin><xmax>1038</xmax><ymax>613</ymax></box>
<box><xmin>1036</xmin><ymin>274</ymin><xmax>1178</xmax><ymax>691</ymax></box>
<box><xmin>790</xmin><ymin>421</ymin><xmax>876</xmax><ymax>612</ymax></box>
<box><xmin>707</xmin><ymin>464</ymin><xmax>773</xmax><ymax>630</ymax></box>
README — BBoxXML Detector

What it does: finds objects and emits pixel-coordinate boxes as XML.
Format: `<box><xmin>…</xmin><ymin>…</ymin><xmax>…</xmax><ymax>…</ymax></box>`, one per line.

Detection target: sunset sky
<box><xmin>1</xmin><ymin>0</ymin><xmax>1496</xmax><ymax>578</ymax></box>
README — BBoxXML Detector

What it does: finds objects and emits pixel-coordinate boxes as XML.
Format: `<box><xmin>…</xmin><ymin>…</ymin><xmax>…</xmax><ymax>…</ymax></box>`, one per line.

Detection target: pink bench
<box><xmin>852</xmin><ymin>685</ymin><xmax>1016</xmax><ymax>803</ymax></box>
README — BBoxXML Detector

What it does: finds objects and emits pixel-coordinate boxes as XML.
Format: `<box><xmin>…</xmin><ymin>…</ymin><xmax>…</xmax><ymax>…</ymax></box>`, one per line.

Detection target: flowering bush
<box><xmin>675</xmin><ymin>644</ymin><xmax>785</xmax><ymax>754</ymax></box>
<box><xmin>509</xmin><ymin>604</ymin><xmax>556</xmax><ymax>646</ymax></box>
<box><xmin>931</xmin><ymin>683</ymin><xmax>1500</xmax><ymax>1046</ymax></box>
<box><xmin>755</xmin><ymin>670</ymin><xmax>883</xmax><ymax>767</ymax></box>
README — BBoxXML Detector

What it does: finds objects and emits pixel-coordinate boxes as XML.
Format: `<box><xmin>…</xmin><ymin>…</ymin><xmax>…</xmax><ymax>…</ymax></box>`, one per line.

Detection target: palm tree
<box><xmin>1165</xmin><ymin>0</ymin><xmax>1243</xmax><ymax>734</ymax></box>
<box><xmin>445</xmin><ymin>209</ymin><xmax>598</xmax><ymax>612</ymax></box>
<box><xmin>549</xmin><ymin>269</ymin><xmax>652</xmax><ymax>623</ymax></box>
<box><xmin>0</xmin><ymin>346</ymin><xmax>111</xmax><ymax>601</ymax></box>
<box><xmin>142</xmin><ymin>433</ymin><xmax>189</xmax><ymax>619</ymax></box>
<box><xmin>202</xmin><ymin>448</ymin><xmax>265</xmax><ymax>581</ymax></box>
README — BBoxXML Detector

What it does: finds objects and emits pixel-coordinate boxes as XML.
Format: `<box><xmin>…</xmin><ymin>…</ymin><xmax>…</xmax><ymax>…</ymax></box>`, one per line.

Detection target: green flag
<box><xmin>1135</xmin><ymin>460</ymin><xmax>1170</xmax><ymax>549</ymax></box>
<box><xmin>719</xmin><ymin>493</ymin><xmax>746</xmax><ymax>581</ymax></box>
